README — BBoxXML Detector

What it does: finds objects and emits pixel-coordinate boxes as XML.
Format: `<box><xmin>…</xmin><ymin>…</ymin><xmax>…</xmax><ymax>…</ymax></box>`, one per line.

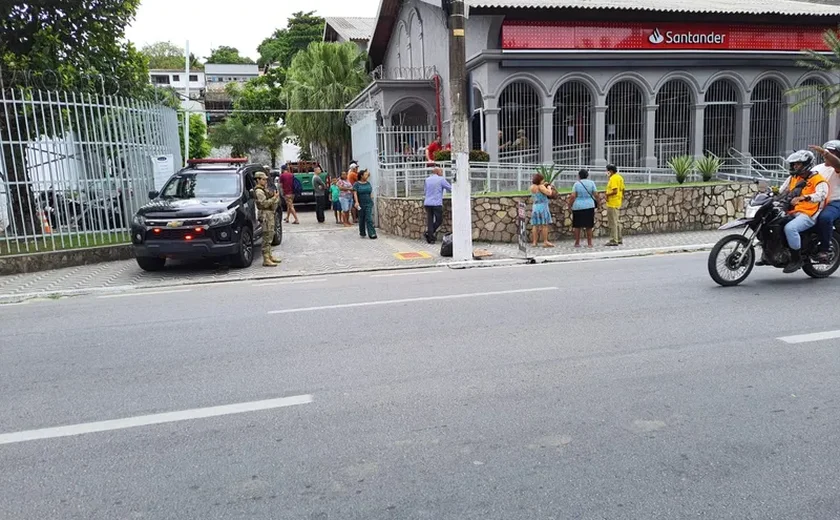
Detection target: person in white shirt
<box><xmin>808</xmin><ymin>141</ymin><xmax>840</xmax><ymax>262</ymax></box>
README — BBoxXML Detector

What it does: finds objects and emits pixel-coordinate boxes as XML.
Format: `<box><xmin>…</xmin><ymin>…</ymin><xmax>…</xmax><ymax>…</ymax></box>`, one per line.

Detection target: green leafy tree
<box><xmin>257</xmin><ymin>11</ymin><xmax>325</xmax><ymax>69</ymax></box>
<box><xmin>179</xmin><ymin>113</ymin><xmax>211</xmax><ymax>160</ymax></box>
<box><xmin>205</xmin><ymin>46</ymin><xmax>255</xmax><ymax>65</ymax></box>
<box><xmin>209</xmin><ymin>117</ymin><xmax>264</xmax><ymax>158</ymax></box>
<box><xmin>141</xmin><ymin>41</ymin><xmax>203</xmax><ymax>70</ymax></box>
<box><xmin>225</xmin><ymin>67</ymin><xmax>286</xmax><ymax>127</ymax></box>
<box><xmin>790</xmin><ymin>28</ymin><xmax>840</xmax><ymax>110</ymax></box>
<box><xmin>284</xmin><ymin>42</ymin><xmax>370</xmax><ymax>176</ymax></box>
<box><xmin>1</xmin><ymin>0</ymin><xmax>150</xmax><ymax>233</ymax></box>
<box><xmin>260</xmin><ymin>125</ymin><xmax>292</xmax><ymax>168</ymax></box>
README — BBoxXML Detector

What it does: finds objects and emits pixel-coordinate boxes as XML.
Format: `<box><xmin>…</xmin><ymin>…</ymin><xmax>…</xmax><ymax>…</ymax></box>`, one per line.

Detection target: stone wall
<box><xmin>376</xmin><ymin>183</ymin><xmax>752</xmax><ymax>243</ymax></box>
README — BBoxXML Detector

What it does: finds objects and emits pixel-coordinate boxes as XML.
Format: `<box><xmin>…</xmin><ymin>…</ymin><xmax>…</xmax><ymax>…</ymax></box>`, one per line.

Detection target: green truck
<box><xmin>270</xmin><ymin>161</ymin><xmax>328</xmax><ymax>205</ymax></box>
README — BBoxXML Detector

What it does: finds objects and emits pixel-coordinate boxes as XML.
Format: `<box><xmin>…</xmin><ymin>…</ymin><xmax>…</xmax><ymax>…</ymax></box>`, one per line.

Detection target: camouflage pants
<box><xmin>260</xmin><ymin>212</ymin><xmax>275</xmax><ymax>256</ymax></box>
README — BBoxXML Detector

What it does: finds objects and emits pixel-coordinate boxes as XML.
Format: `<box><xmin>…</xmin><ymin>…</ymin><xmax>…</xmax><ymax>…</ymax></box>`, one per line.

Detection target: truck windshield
<box><xmin>161</xmin><ymin>173</ymin><xmax>240</xmax><ymax>200</ymax></box>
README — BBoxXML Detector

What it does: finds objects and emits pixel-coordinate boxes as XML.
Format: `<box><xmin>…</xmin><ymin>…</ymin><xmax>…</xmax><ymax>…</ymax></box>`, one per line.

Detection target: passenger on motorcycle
<box><xmin>778</xmin><ymin>150</ymin><xmax>829</xmax><ymax>273</ymax></box>
<box><xmin>808</xmin><ymin>141</ymin><xmax>840</xmax><ymax>263</ymax></box>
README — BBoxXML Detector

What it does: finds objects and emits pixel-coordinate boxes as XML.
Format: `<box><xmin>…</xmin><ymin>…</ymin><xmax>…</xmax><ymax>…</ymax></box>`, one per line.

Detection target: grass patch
<box><xmin>0</xmin><ymin>231</ymin><xmax>130</xmax><ymax>256</ymax></box>
<box><xmin>474</xmin><ymin>181</ymin><xmax>729</xmax><ymax>198</ymax></box>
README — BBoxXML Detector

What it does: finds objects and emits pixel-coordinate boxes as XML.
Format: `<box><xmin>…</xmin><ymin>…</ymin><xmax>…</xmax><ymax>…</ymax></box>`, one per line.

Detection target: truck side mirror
<box><xmin>148</xmin><ymin>190</ymin><xmax>159</xmax><ymax>199</ymax></box>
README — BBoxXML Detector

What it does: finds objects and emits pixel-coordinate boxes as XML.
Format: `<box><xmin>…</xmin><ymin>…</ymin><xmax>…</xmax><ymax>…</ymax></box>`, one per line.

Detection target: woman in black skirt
<box><xmin>568</xmin><ymin>168</ymin><xmax>599</xmax><ymax>248</ymax></box>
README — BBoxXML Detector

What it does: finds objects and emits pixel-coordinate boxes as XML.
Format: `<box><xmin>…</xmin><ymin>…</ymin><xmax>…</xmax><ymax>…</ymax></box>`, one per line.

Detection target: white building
<box><xmin>204</xmin><ymin>64</ymin><xmax>259</xmax><ymax>85</ymax></box>
<box><xmin>148</xmin><ymin>69</ymin><xmax>206</xmax><ymax>115</ymax></box>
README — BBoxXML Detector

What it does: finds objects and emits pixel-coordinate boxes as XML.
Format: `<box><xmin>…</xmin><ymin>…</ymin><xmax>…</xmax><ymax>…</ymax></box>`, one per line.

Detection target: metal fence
<box><xmin>1</xmin><ymin>88</ymin><xmax>182</xmax><ymax>254</ymax></box>
<box><xmin>377</xmin><ymin>154</ymin><xmax>790</xmax><ymax>198</ymax></box>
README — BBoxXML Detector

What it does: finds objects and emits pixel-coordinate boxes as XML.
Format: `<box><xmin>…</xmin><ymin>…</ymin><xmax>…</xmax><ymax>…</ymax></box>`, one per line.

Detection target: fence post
<box><xmin>517</xmin><ymin>164</ymin><xmax>522</xmax><ymax>191</ymax></box>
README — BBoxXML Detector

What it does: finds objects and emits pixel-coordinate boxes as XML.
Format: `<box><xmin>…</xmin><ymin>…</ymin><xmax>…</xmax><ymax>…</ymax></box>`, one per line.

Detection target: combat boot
<box><xmin>262</xmin><ymin>254</ymin><xmax>278</xmax><ymax>267</ymax></box>
<box><xmin>270</xmin><ymin>254</ymin><xmax>282</xmax><ymax>264</ymax></box>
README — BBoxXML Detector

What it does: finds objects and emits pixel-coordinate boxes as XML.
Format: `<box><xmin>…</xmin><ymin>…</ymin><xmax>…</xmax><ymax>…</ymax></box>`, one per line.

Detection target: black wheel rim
<box><xmin>243</xmin><ymin>231</ymin><xmax>253</xmax><ymax>262</ymax></box>
<box><xmin>715</xmin><ymin>239</ymin><xmax>752</xmax><ymax>282</ymax></box>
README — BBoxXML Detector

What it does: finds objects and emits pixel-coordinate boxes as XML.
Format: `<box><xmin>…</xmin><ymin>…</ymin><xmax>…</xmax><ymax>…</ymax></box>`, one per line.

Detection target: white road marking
<box><xmin>0</xmin><ymin>394</ymin><xmax>313</xmax><ymax>446</ymax></box>
<box><xmin>252</xmin><ymin>278</ymin><xmax>328</xmax><ymax>287</ymax></box>
<box><xmin>777</xmin><ymin>330</ymin><xmax>840</xmax><ymax>344</ymax></box>
<box><xmin>494</xmin><ymin>251</ymin><xmax>708</xmax><ymax>270</ymax></box>
<box><xmin>370</xmin><ymin>270</ymin><xmax>442</xmax><ymax>278</ymax></box>
<box><xmin>97</xmin><ymin>289</ymin><xmax>192</xmax><ymax>299</ymax></box>
<box><xmin>268</xmin><ymin>287</ymin><xmax>558</xmax><ymax>315</ymax></box>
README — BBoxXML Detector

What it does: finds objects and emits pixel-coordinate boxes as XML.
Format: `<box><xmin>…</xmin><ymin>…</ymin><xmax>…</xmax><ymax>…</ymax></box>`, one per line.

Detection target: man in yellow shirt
<box><xmin>604</xmin><ymin>164</ymin><xmax>625</xmax><ymax>246</ymax></box>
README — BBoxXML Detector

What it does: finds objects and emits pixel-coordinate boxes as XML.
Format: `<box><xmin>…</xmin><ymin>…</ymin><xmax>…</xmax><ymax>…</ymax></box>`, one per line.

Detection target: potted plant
<box><xmin>535</xmin><ymin>164</ymin><xmax>561</xmax><ymax>186</ymax></box>
<box><xmin>696</xmin><ymin>155</ymin><xmax>723</xmax><ymax>182</ymax></box>
<box><xmin>667</xmin><ymin>155</ymin><xmax>696</xmax><ymax>184</ymax></box>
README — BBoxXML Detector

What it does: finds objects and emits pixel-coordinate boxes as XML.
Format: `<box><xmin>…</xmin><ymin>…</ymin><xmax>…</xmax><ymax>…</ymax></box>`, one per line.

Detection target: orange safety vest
<box><xmin>789</xmin><ymin>173</ymin><xmax>827</xmax><ymax>217</ymax></box>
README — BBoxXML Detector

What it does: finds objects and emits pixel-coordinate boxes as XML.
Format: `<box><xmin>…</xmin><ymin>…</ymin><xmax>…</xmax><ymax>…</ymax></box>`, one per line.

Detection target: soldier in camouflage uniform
<box><xmin>254</xmin><ymin>170</ymin><xmax>281</xmax><ymax>267</ymax></box>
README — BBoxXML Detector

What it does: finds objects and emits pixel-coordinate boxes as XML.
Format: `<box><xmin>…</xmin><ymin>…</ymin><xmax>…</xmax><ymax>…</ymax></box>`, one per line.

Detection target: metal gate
<box><xmin>350</xmin><ymin>111</ymin><xmax>380</xmax><ymax>222</ymax></box>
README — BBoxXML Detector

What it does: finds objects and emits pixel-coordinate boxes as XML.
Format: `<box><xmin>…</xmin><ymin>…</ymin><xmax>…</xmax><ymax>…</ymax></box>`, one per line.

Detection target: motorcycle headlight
<box><xmin>209</xmin><ymin>208</ymin><xmax>236</xmax><ymax>226</ymax></box>
<box><xmin>133</xmin><ymin>214</ymin><xmax>146</xmax><ymax>226</ymax></box>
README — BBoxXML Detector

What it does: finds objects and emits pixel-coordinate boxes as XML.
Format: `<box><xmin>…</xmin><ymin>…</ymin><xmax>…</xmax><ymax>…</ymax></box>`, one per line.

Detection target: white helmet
<box><xmin>786</xmin><ymin>150</ymin><xmax>816</xmax><ymax>177</ymax></box>
<box><xmin>823</xmin><ymin>140</ymin><xmax>840</xmax><ymax>156</ymax></box>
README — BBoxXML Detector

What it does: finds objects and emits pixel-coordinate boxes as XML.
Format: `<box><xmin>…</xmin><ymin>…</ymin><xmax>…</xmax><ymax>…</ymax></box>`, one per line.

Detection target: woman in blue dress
<box><xmin>529</xmin><ymin>172</ymin><xmax>555</xmax><ymax>248</ymax></box>
<box><xmin>568</xmin><ymin>168</ymin><xmax>599</xmax><ymax>248</ymax></box>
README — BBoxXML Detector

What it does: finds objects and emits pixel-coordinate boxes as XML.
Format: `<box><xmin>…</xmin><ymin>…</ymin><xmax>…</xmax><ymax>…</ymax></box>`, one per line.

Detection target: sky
<box><xmin>125</xmin><ymin>0</ymin><xmax>381</xmax><ymax>62</ymax></box>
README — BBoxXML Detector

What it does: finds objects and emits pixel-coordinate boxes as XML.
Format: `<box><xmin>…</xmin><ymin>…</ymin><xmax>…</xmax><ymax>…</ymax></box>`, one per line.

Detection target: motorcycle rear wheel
<box><xmin>708</xmin><ymin>234</ymin><xmax>755</xmax><ymax>287</ymax></box>
<box><xmin>803</xmin><ymin>232</ymin><xmax>840</xmax><ymax>279</ymax></box>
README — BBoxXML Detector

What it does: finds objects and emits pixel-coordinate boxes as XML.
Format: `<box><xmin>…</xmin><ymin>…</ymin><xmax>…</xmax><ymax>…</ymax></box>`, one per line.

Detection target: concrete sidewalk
<box><xmin>0</xmin><ymin>218</ymin><xmax>728</xmax><ymax>302</ymax></box>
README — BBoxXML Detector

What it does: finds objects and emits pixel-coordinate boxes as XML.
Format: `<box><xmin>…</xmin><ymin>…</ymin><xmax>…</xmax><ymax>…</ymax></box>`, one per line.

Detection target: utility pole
<box><xmin>184</xmin><ymin>40</ymin><xmax>190</xmax><ymax>166</ymax></box>
<box><xmin>447</xmin><ymin>0</ymin><xmax>473</xmax><ymax>261</ymax></box>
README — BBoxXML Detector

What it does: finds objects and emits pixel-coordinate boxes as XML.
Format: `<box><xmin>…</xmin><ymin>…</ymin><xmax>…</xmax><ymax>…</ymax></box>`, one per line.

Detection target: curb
<box><xmin>531</xmin><ymin>243</ymin><xmax>715</xmax><ymax>264</ymax></box>
<box><xmin>0</xmin><ymin>243</ymin><xmax>714</xmax><ymax>304</ymax></box>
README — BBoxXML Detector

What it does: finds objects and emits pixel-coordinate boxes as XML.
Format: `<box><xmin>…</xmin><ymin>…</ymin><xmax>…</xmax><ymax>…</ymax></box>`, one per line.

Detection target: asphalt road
<box><xmin>2</xmin><ymin>253</ymin><xmax>840</xmax><ymax>520</ymax></box>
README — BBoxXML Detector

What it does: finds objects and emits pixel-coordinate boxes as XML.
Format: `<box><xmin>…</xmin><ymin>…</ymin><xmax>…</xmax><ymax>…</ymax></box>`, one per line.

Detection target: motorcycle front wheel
<box><xmin>708</xmin><ymin>234</ymin><xmax>755</xmax><ymax>287</ymax></box>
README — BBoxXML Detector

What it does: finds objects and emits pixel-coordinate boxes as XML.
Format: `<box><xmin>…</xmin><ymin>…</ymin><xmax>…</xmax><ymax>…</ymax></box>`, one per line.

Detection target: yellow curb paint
<box><xmin>393</xmin><ymin>251</ymin><xmax>433</xmax><ymax>260</ymax></box>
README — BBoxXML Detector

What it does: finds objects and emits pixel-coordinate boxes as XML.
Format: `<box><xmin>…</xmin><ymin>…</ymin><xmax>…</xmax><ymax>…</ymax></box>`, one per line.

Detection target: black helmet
<box><xmin>786</xmin><ymin>150</ymin><xmax>816</xmax><ymax>177</ymax></box>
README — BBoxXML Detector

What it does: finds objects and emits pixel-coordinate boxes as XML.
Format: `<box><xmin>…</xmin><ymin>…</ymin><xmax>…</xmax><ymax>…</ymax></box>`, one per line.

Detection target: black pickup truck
<box><xmin>130</xmin><ymin>159</ymin><xmax>282</xmax><ymax>271</ymax></box>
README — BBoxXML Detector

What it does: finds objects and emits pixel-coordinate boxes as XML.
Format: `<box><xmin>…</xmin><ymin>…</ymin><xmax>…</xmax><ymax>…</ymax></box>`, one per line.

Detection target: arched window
<box><xmin>553</xmin><ymin>81</ymin><xmax>592</xmax><ymax>165</ymax></box>
<box><xmin>792</xmin><ymin>79</ymin><xmax>829</xmax><ymax>154</ymax></box>
<box><xmin>605</xmin><ymin>80</ymin><xmax>645</xmax><ymax>167</ymax></box>
<box><xmin>410</xmin><ymin>14</ymin><xmax>424</xmax><ymax>70</ymax></box>
<box><xmin>655</xmin><ymin>79</ymin><xmax>694</xmax><ymax>167</ymax></box>
<box><xmin>749</xmin><ymin>78</ymin><xmax>785</xmax><ymax>168</ymax></box>
<box><xmin>703</xmin><ymin>79</ymin><xmax>739</xmax><ymax>160</ymax></box>
<box><xmin>498</xmin><ymin>81</ymin><xmax>540</xmax><ymax>164</ymax></box>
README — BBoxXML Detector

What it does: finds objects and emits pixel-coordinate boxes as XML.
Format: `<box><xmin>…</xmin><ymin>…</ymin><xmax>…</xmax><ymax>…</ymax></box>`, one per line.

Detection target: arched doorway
<box><xmin>605</xmin><ymin>80</ymin><xmax>645</xmax><ymax>167</ymax></box>
<box><xmin>655</xmin><ymin>79</ymin><xmax>694</xmax><ymax>167</ymax></box>
<box><xmin>498</xmin><ymin>81</ymin><xmax>540</xmax><ymax>164</ymax></box>
<box><xmin>749</xmin><ymin>78</ymin><xmax>785</xmax><ymax>168</ymax></box>
<box><xmin>703</xmin><ymin>79</ymin><xmax>739</xmax><ymax>160</ymax></box>
<box><xmin>471</xmin><ymin>87</ymin><xmax>485</xmax><ymax>151</ymax></box>
<box><xmin>553</xmin><ymin>81</ymin><xmax>593</xmax><ymax>165</ymax></box>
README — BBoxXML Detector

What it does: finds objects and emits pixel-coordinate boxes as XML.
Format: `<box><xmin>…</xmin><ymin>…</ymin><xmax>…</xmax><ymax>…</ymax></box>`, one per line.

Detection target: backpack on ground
<box><xmin>440</xmin><ymin>233</ymin><xmax>453</xmax><ymax>257</ymax></box>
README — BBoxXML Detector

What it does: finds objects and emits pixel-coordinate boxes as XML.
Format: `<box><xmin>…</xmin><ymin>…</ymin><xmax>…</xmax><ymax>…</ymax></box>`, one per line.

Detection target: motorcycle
<box><xmin>708</xmin><ymin>179</ymin><xmax>840</xmax><ymax>286</ymax></box>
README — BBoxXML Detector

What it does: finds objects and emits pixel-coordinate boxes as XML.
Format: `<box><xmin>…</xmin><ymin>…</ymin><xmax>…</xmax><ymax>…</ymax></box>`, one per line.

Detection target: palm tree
<box><xmin>790</xmin><ymin>28</ymin><xmax>840</xmax><ymax>111</ymax></box>
<box><xmin>261</xmin><ymin>125</ymin><xmax>292</xmax><ymax>168</ymax></box>
<box><xmin>208</xmin><ymin>117</ymin><xmax>264</xmax><ymax>158</ymax></box>
<box><xmin>284</xmin><ymin>42</ymin><xmax>370</xmax><ymax>175</ymax></box>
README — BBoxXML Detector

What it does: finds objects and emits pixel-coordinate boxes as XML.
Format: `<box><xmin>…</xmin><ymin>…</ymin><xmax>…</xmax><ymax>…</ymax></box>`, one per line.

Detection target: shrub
<box><xmin>696</xmin><ymin>155</ymin><xmax>723</xmax><ymax>182</ymax></box>
<box><xmin>667</xmin><ymin>155</ymin><xmax>696</xmax><ymax>184</ymax></box>
<box><xmin>434</xmin><ymin>149</ymin><xmax>490</xmax><ymax>162</ymax></box>
<box><xmin>535</xmin><ymin>164</ymin><xmax>561</xmax><ymax>185</ymax></box>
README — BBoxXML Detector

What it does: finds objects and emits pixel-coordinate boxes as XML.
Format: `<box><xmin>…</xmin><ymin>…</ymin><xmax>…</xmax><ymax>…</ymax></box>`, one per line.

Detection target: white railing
<box><xmin>1</xmin><ymin>88</ymin><xmax>182</xmax><ymax>254</ymax></box>
<box><xmin>378</xmin><ymin>161</ymin><xmax>718</xmax><ymax>198</ymax></box>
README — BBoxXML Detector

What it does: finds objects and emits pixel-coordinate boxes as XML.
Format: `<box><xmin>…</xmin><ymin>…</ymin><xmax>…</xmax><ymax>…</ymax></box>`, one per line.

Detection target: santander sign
<box><xmin>648</xmin><ymin>27</ymin><xmax>726</xmax><ymax>45</ymax></box>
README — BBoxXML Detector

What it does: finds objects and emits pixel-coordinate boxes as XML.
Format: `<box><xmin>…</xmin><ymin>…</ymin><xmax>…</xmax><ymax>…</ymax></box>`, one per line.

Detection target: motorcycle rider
<box><xmin>778</xmin><ymin>150</ymin><xmax>829</xmax><ymax>273</ymax></box>
<box><xmin>808</xmin><ymin>141</ymin><xmax>840</xmax><ymax>262</ymax></box>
